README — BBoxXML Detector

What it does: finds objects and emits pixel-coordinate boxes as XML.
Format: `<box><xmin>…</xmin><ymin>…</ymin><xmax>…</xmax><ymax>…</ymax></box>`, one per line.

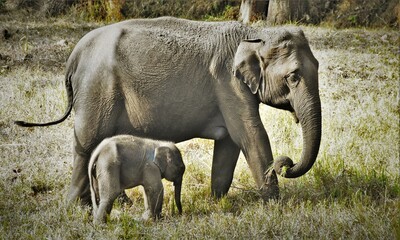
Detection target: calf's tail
<box><xmin>88</xmin><ymin>150</ymin><xmax>100</xmax><ymax>211</ymax></box>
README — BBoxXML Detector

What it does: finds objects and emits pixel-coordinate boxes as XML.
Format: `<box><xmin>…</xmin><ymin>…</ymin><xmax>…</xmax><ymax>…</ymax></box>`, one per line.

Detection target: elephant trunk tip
<box><xmin>174</xmin><ymin>181</ymin><xmax>183</xmax><ymax>215</ymax></box>
<box><xmin>274</xmin><ymin>156</ymin><xmax>295</xmax><ymax>178</ymax></box>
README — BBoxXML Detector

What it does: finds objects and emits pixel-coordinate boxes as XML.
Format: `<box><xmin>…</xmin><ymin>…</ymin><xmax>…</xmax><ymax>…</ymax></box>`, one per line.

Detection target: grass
<box><xmin>1</xmin><ymin>16</ymin><xmax>399</xmax><ymax>239</ymax></box>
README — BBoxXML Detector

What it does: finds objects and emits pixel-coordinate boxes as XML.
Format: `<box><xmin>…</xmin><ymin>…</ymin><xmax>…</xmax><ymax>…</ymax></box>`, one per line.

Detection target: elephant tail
<box><xmin>14</xmin><ymin>73</ymin><xmax>74</xmax><ymax>127</ymax></box>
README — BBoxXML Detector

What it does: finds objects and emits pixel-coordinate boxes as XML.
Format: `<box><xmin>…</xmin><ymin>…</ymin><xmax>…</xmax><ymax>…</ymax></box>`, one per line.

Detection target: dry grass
<box><xmin>0</xmin><ymin>16</ymin><xmax>399</xmax><ymax>239</ymax></box>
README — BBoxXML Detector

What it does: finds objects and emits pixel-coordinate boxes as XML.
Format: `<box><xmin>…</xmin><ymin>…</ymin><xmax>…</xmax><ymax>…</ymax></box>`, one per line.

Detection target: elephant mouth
<box><xmin>291</xmin><ymin>111</ymin><xmax>299</xmax><ymax>123</ymax></box>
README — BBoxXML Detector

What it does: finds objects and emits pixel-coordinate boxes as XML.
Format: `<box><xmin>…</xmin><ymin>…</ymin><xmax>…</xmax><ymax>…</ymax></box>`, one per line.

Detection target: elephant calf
<box><xmin>88</xmin><ymin>135</ymin><xmax>185</xmax><ymax>224</ymax></box>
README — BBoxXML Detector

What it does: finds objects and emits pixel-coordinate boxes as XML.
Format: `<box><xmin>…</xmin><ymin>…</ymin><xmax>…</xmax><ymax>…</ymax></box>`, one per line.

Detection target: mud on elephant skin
<box><xmin>89</xmin><ymin>135</ymin><xmax>185</xmax><ymax>223</ymax></box>
<box><xmin>15</xmin><ymin>17</ymin><xmax>321</xmax><ymax>204</ymax></box>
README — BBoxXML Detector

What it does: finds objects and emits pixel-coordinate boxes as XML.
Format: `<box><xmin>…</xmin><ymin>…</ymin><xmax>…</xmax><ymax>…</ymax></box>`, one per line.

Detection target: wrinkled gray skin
<box><xmin>15</xmin><ymin>17</ymin><xmax>321</xmax><ymax>204</ymax></box>
<box><xmin>89</xmin><ymin>135</ymin><xmax>185</xmax><ymax>223</ymax></box>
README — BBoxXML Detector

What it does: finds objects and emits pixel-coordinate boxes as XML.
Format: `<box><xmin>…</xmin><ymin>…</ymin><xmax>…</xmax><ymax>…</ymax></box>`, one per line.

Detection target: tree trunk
<box><xmin>266</xmin><ymin>0</ymin><xmax>309</xmax><ymax>25</ymax></box>
<box><xmin>239</xmin><ymin>0</ymin><xmax>269</xmax><ymax>24</ymax></box>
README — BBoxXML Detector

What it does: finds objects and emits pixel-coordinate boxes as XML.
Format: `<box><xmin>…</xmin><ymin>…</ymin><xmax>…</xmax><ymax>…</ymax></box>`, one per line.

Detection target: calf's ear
<box><xmin>154</xmin><ymin>147</ymin><xmax>172</xmax><ymax>174</ymax></box>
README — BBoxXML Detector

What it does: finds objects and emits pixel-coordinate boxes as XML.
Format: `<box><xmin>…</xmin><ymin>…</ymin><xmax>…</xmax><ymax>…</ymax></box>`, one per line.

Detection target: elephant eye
<box><xmin>285</xmin><ymin>72</ymin><xmax>300</xmax><ymax>88</ymax></box>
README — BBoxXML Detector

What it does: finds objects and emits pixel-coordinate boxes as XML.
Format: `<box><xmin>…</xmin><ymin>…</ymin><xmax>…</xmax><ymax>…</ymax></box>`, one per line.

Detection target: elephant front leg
<box><xmin>261</xmin><ymin>167</ymin><xmax>279</xmax><ymax>201</ymax></box>
<box><xmin>241</xmin><ymin>131</ymin><xmax>280</xmax><ymax>201</ymax></box>
<box><xmin>142</xmin><ymin>179</ymin><xmax>164</xmax><ymax>220</ymax></box>
<box><xmin>222</xmin><ymin>113</ymin><xmax>279</xmax><ymax>200</ymax></box>
<box><xmin>211</xmin><ymin>135</ymin><xmax>240</xmax><ymax>198</ymax></box>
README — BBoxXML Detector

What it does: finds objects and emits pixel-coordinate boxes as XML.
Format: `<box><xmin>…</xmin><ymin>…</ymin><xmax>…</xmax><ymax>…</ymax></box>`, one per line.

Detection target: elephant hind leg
<box><xmin>211</xmin><ymin>135</ymin><xmax>240</xmax><ymax>198</ymax></box>
<box><xmin>94</xmin><ymin>191</ymin><xmax>120</xmax><ymax>224</ymax></box>
<box><xmin>94</xmin><ymin>165</ymin><xmax>121</xmax><ymax>224</ymax></box>
<box><xmin>67</xmin><ymin>149</ymin><xmax>92</xmax><ymax>206</ymax></box>
<box><xmin>68</xmin><ymin>98</ymin><xmax>124</xmax><ymax>206</ymax></box>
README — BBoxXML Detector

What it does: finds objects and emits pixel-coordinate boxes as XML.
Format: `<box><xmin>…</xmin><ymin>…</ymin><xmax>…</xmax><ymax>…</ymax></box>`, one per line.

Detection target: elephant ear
<box><xmin>233</xmin><ymin>39</ymin><xmax>265</xmax><ymax>94</ymax></box>
<box><xmin>154</xmin><ymin>146</ymin><xmax>172</xmax><ymax>175</ymax></box>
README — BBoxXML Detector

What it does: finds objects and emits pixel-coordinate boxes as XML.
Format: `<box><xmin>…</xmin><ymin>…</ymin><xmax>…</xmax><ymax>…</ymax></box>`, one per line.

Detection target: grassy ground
<box><xmin>0</xmin><ymin>15</ymin><xmax>399</xmax><ymax>239</ymax></box>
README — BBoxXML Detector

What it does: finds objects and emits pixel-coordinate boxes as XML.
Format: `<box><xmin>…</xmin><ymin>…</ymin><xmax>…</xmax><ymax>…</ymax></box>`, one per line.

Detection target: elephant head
<box><xmin>233</xmin><ymin>28</ymin><xmax>321</xmax><ymax>178</ymax></box>
<box><xmin>154</xmin><ymin>146</ymin><xmax>185</xmax><ymax>213</ymax></box>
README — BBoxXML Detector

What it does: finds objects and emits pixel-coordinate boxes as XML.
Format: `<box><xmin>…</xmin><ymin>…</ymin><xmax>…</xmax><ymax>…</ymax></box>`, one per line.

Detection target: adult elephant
<box><xmin>16</xmin><ymin>17</ymin><xmax>321</xmax><ymax>205</ymax></box>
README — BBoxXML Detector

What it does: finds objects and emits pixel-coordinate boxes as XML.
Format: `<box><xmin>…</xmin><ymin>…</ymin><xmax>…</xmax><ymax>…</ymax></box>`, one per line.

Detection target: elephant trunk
<box><xmin>274</xmin><ymin>91</ymin><xmax>322</xmax><ymax>178</ymax></box>
<box><xmin>174</xmin><ymin>178</ymin><xmax>183</xmax><ymax>214</ymax></box>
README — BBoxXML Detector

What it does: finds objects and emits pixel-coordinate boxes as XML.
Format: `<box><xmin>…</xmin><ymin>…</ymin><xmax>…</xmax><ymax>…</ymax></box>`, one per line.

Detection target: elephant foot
<box><xmin>141</xmin><ymin>210</ymin><xmax>152</xmax><ymax>221</ymax></box>
<box><xmin>67</xmin><ymin>186</ymin><xmax>92</xmax><ymax>207</ymax></box>
<box><xmin>260</xmin><ymin>169</ymin><xmax>279</xmax><ymax>201</ymax></box>
<box><xmin>117</xmin><ymin>191</ymin><xmax>133</xmax><ymax>207</ymax></box>
<box><xmin>210</xmin><ymin>185</ymin><xmax>230</xmax><ymax>199</ymax></box>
